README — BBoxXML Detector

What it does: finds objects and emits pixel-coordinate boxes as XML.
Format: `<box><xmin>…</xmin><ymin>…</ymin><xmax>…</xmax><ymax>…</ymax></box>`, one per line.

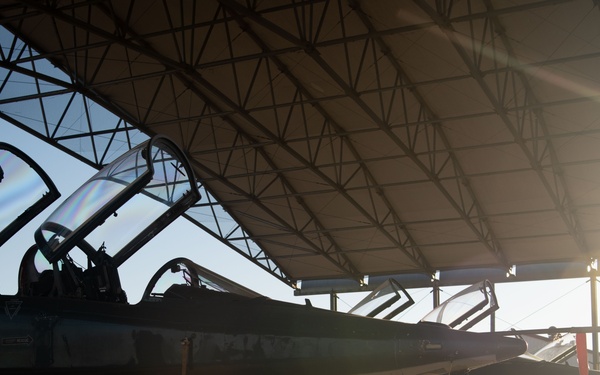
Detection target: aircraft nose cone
<box><xmin>495</xmin><ymin>336</ymin><xmax>527</xmax><ymax>362</ymax></box>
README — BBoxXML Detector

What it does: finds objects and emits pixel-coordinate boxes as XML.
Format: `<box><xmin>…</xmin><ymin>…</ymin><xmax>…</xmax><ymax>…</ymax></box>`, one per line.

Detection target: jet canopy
<box><xmin>141</xmin><ymin>257</ymin><xmax>263</xmax><ymax>301</ymax></box>
<box><xmin>348</xmin><ymin>279</ymin><xmax>415</xmax><ymax>320</ymax></box>
<box><xmin>420</xmin><ymin>280</ymin><xmax>498</xmax><ymax>330</ymax></box>
<box><xmin>34</xmin><ymin>135</ymin><xmax>200</xmax><ymax>267</ymax></box>
<box><xmin>0</xmin><ymin>142</ymin><xmax>60</xmax><ymax>248</ymax></box>
<box><xmin>349</xmin><ymin>279</ymin><xmax>498</xmax><ymax>331</ymax></box>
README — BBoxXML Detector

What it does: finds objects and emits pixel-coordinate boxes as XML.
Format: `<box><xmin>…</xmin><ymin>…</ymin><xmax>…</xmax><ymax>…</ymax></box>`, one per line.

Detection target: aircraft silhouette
<box><xmin>0</xmin><ymin>136</ymin><xmax>526</xmax><ymax>374</ymax></box>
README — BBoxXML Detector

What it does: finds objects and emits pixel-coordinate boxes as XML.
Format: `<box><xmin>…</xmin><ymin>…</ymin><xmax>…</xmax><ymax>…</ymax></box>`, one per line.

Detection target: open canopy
<box><xmin>35</xmin><ymin>135</ymin><xmax>200</xmax><ymax>266</ymax></box>
<box><xmin>0</xmin><ymin>142</ymin><xmax>60</xmax><ymax>248</ymax></box>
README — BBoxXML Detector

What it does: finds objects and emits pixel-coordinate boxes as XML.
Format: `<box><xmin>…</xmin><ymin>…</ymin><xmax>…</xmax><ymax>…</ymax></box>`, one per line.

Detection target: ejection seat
<box><xmin>18</xmin><ymin>242</ymin><xmax>127</xmax><ymax>303</ymax></box>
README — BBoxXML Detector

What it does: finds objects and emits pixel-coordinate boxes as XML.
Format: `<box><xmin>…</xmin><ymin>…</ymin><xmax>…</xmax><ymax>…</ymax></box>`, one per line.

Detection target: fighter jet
<box><xmin>0</xmin><ymin>136</ymin><xmax>526</xmax><ymax>374</ymax></box>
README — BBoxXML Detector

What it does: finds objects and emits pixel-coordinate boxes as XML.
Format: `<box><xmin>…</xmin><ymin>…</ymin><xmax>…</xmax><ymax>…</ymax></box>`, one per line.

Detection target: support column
<box><xmin>330</xmin><ymin>291</ymin><xmax>338</xmax><ymax>312</ymax></box>
<box><xmin>592</xmin><ymin>273</ymin><xmax>599</xmax><ymax>370</ymax></box>
<box><xmin>490</xmin><ymin>282</ymin><xmax>496</xmax><ymax>333</ymax></box>
<box><xmin>433</xmin><ymin>282</ymin><xmax>440</xmax><ymax>308</ymax></box>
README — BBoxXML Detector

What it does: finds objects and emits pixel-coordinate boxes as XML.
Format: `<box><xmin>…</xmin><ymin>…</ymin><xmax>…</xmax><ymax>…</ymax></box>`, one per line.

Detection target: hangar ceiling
<box><xmin>1</xmin><ymin>0</ymin><xmax>600</xmax><ymax>287</ymax></box>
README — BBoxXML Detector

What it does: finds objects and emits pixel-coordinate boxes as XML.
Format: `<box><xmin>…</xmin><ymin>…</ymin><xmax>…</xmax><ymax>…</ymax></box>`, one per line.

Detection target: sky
<box><xmin>0</xmin><ymin>121</ymin><xmax>597</xmax><ymax>338</ymax></box>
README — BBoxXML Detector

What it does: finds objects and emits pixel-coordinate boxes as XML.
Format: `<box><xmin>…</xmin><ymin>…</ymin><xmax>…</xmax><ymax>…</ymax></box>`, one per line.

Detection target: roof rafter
<box><xmin>414</xmin><ymin>0</ymin><xmax>590</xmax><ymax>258</ymax></box>
<box><xmin>221</xmin><ymin>0</ymin><xmax>513</xmax><ymax>270</ymax></box>
<box><xmin>219</xmin><ymin>0</ymin><xmax>436</xmax><ymax>276</ymax></box>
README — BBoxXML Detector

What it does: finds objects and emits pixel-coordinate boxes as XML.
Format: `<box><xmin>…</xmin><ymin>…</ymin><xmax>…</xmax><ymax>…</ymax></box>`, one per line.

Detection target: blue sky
<box><xmin>0</xmin><ymin>120</ymin><xmax>596</xmax><ymax>335</ymax></box>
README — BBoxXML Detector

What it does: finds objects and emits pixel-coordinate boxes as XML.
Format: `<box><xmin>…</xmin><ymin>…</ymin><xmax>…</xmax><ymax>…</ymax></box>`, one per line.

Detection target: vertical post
<box><xmin>490</xmin><ymin>281</ymin><xmax>495</xmax><ymax>333</ymax></box>
<box><xmin>433</xmin><ymin>281</ymin><xmax>440</xmax><ymax>308</ymax></box>
<box><xmin>592</xmin><ymin>273</ymin><xmax>599</xmax><ymax>370</ymax></box>
<box><xmin>330</xmin><ymin>291</ymin><xmax>338</xmax><ymax>312</ymax></box>
<box><xmin>181</xmin><ymin>337</ymin><xmax>190</xmax><ymax>375</ymax></box>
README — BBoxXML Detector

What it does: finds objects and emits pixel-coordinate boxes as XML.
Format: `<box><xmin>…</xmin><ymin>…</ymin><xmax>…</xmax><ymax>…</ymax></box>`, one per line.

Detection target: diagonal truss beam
<box><xmin>219</xmin><ymin>0</ymin><xmax>512</xmax><ymax>270</ymax></box>
<box><xmin>219</xmin><ymin>0</ymin><xmax>436</xmax><ymax>276</ymax></box>
<box><xmin>92</xmin><ymin>0</ymin><xmax>368</xmax><ymax>282</ymax></box>
<box><xmin>481</xmin><ymin>0</ymin><xmax>589</xmax><ymax>257</ymax></box>
<box><xmin>414</xmin><ymin>0</ymin><xmax>589</xmax><ymax>257</ymax></box>
<box><xmin>0</xmin><ymin>34</ymin><xmax>141</xmax><ymax>167</ymax></box>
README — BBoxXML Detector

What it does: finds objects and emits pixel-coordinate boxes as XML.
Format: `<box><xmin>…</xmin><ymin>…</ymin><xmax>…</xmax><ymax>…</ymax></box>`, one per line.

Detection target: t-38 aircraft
<box><xmin>0</xmin><ymin>136</ymin><xmax>526</xmax><ymax>374</ymax></box>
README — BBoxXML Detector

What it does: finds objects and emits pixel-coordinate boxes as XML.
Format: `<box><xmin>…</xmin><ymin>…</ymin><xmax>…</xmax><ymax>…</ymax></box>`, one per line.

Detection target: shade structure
<box><xmin>0</xmin><ymin>0</ymin><xmax>600</xmax><ymax>286</ymax></box>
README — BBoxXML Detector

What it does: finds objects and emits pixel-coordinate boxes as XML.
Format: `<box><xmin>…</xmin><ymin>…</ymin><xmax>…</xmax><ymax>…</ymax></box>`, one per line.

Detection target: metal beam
<box><xmin>220</xmin><ymin>0</ymin><xmax>510</xmax><ymax>269</ymax></box>
<box><xmin>219</xmin><ymin>0</ymin><xmax>435</xmax><ymax>276</ymax></box>
<box><xmin>414</xmin><ymin>0</ymin><xmax>589</xmax><ymax>258</ymax></box>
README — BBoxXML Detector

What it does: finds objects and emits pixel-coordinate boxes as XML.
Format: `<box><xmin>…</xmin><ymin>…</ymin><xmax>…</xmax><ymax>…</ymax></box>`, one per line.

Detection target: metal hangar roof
<box><xmin>1</xmin><ymin>0</ymin><xmax>600</xmax><ymax>288</ymax></box>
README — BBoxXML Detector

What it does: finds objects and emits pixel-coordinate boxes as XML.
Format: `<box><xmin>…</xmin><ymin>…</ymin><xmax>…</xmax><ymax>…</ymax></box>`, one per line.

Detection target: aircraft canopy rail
<box><xmin>348</xmin><ymin>279</ymin><xmax>414</xmax><ymax>320</ymax></box>
<box><xmin>0</xmin><ymin>142</ymin><xmax>60</xmax><ymax>248</ymax></box>
<box><xmin>142</xmin><ymin>257</ymin><xmax>263</xmax><ymax>301</ymax></box>
<box><xmin>34</xmin><ymin>135</ymin><xmax>200</xmax><ymax>267</ymax></box>
<box><xmin>420</xmin><ymin>280</ymin><xmax>498</xmax><ymax>331</ymax></box>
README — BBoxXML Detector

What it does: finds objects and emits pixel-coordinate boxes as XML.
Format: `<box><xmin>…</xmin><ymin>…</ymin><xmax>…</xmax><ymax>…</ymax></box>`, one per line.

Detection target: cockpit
<box><xmin>14</xmin><ymin>136</ymin><xmax>202</xmax><ymax>303</ymax></box>
<box><xmin>141</xmin><ymin>257</ymin><xmax>263</xmax><ymax>302</ymax></box>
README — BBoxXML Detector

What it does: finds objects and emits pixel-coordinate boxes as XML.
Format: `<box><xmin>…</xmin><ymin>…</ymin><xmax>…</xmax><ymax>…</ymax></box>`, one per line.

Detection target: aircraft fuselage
<box><xmin>0</xmin><ymin>286</ymin><xmax>526</xmax><ymax>375</ymax></box>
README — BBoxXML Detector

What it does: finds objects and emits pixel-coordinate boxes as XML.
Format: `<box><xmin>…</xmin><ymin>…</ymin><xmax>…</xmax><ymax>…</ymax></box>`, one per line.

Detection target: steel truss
<box><xmin>0</xmin><ymin>0</ymin><xmax>598</xmax><ymax>287</ymax></box>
